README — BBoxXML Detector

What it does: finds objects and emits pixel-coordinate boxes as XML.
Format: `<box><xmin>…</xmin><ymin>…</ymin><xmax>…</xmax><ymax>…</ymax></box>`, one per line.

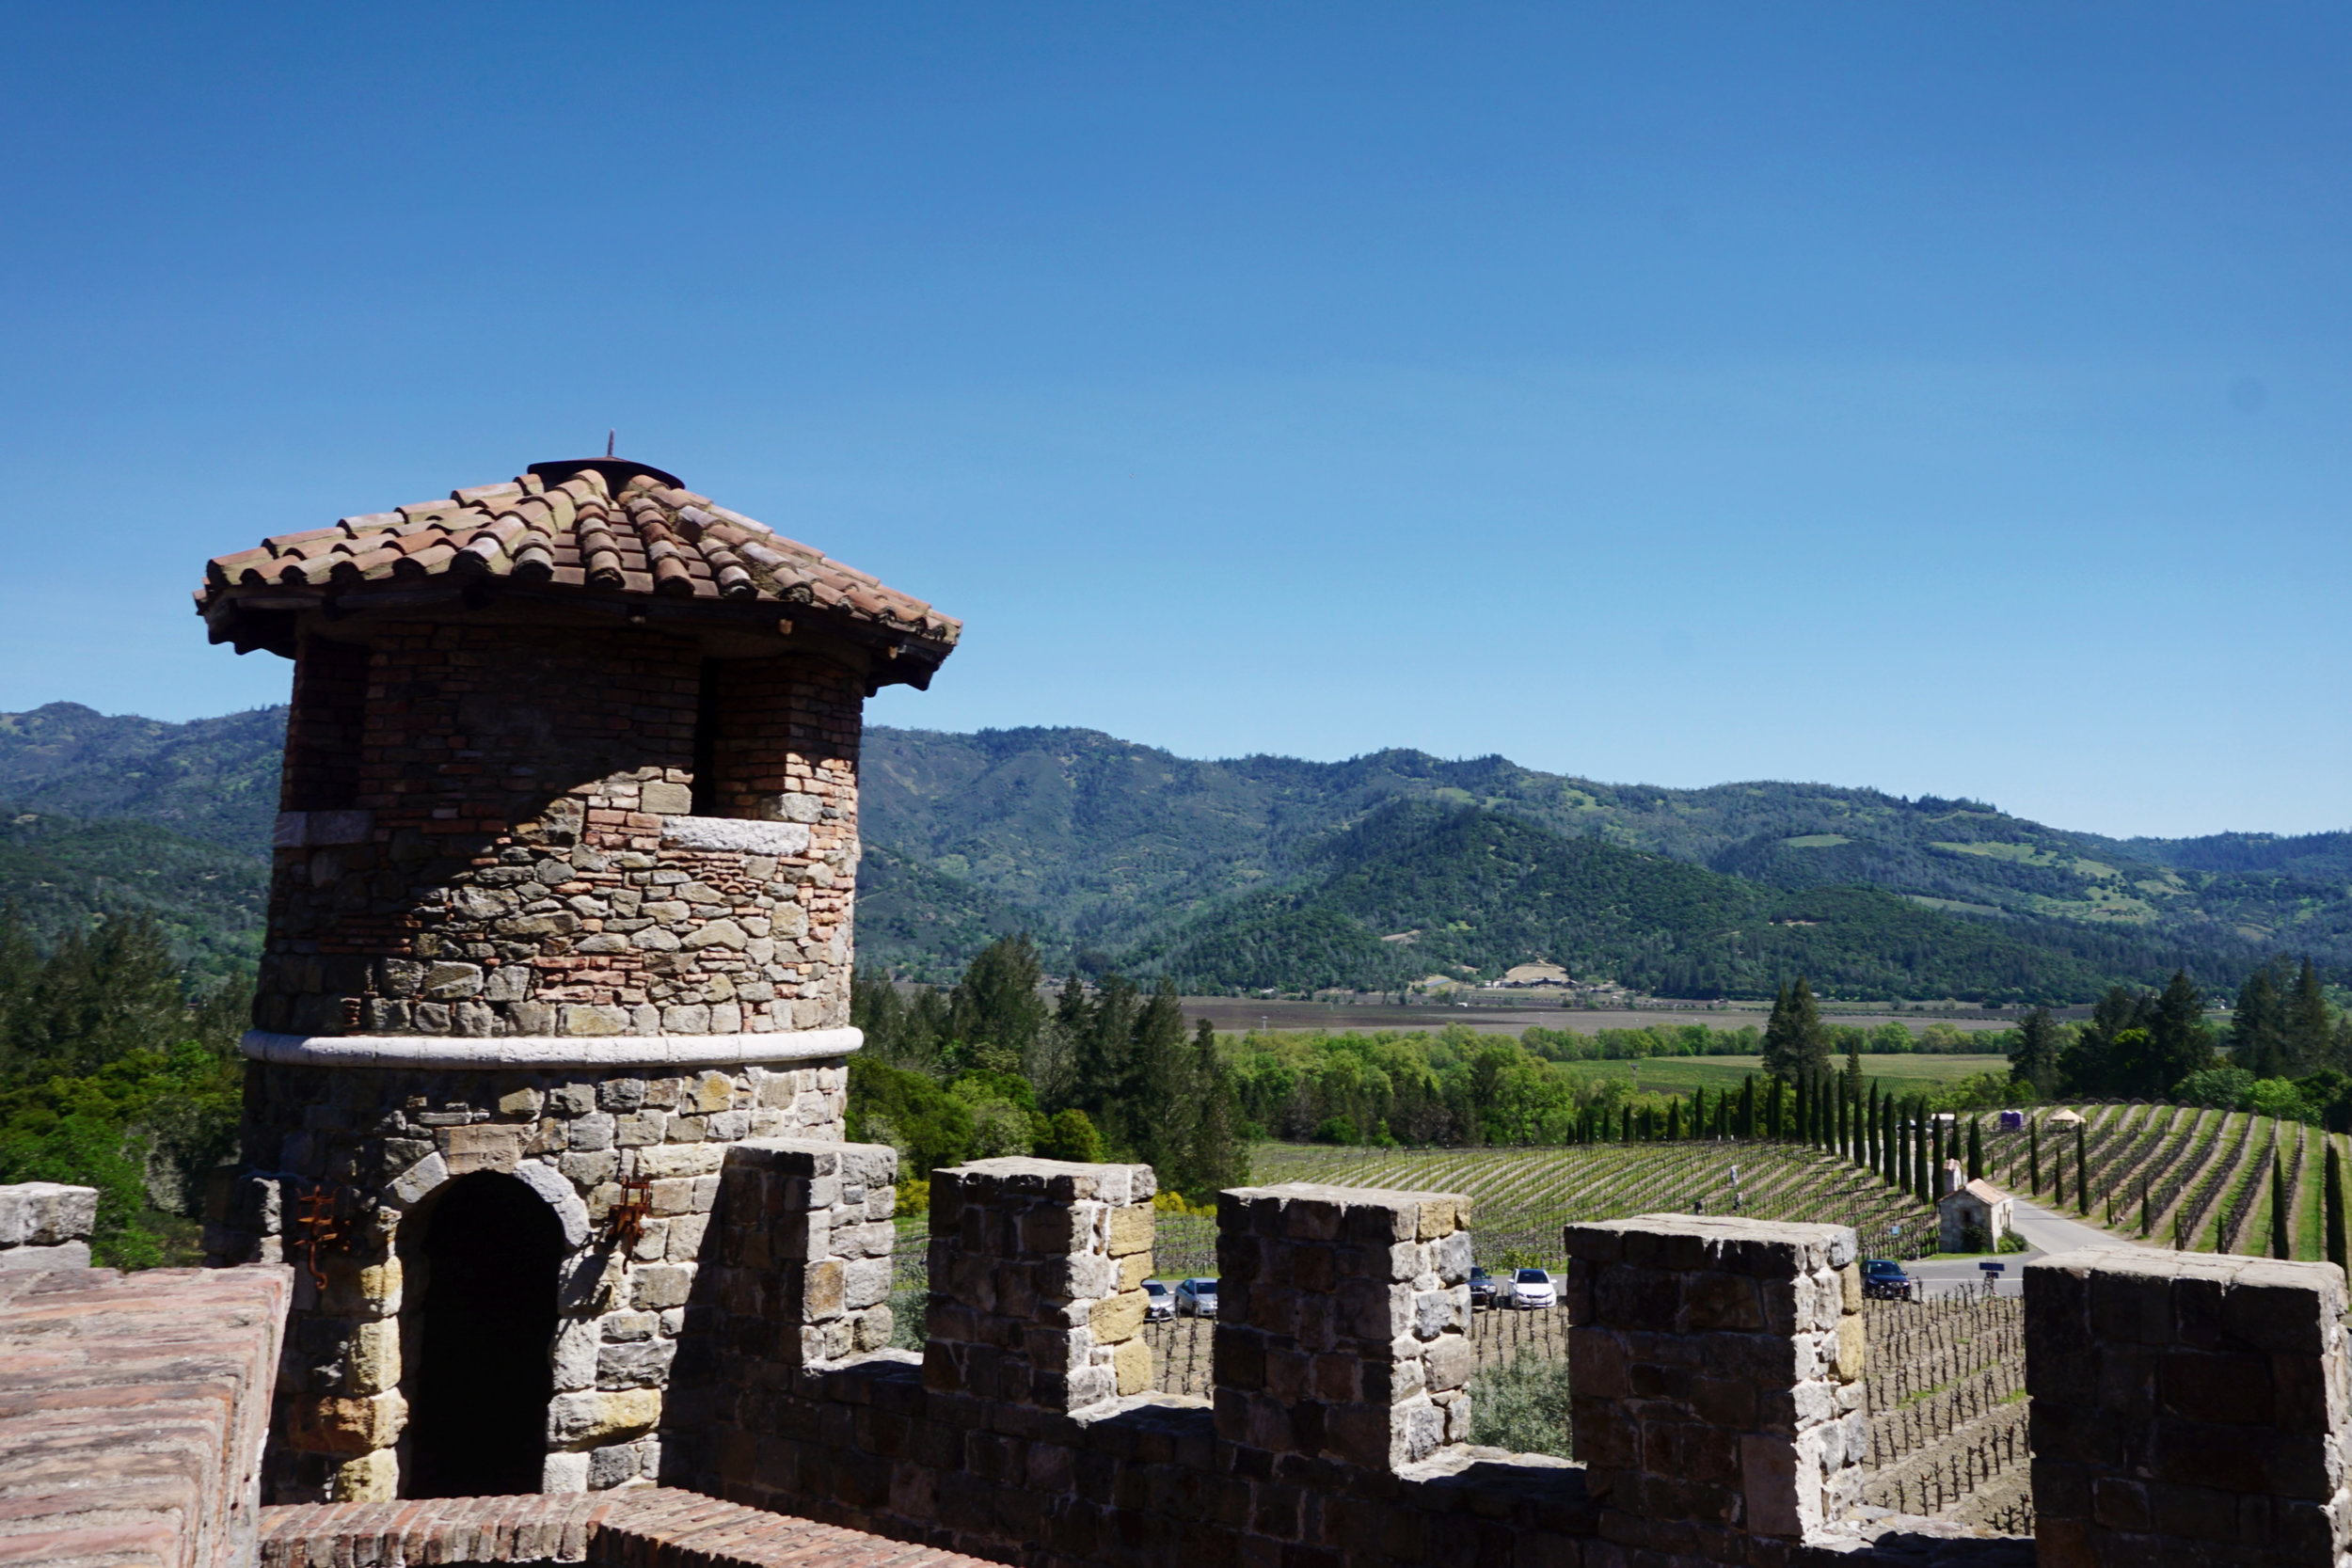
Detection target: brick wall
<box><xmin>256</xmin><ymin>624</ymin><xmax>863</xmax><ymax>1041</ymax></box>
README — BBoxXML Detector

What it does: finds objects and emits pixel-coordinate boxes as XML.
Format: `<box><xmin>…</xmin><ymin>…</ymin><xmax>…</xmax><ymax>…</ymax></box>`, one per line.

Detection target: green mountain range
<box><xmin>1</xmin><ymin>704</ymin><xmax>2344</xmax><ymax>1001</ymax></box>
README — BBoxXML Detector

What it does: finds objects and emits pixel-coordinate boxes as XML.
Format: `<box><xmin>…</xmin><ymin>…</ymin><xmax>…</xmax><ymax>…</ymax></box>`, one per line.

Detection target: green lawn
<box><xmin>1551</xmin><ymin>1053</ymin><xmax>2010</xmax><ymax>1097</ymax></box>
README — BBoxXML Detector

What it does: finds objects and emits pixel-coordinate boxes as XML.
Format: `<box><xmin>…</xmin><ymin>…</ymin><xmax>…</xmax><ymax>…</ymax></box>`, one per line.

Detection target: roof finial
<box><xmin>606</xmin><ymin>429</ymin><xmax>615</xmax><ymax>458</ymax></box>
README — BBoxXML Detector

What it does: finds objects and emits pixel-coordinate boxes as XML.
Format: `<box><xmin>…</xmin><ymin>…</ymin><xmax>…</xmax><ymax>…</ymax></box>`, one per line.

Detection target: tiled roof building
<box><xmin>199</xmin><ymin>457</ymin><xmax>959</xmax><ymax>684</ymax></box>
<box><xmin>199</xmin><ymin>457</ymin><xmax>954</xmax><ymax>1504</ymax></box>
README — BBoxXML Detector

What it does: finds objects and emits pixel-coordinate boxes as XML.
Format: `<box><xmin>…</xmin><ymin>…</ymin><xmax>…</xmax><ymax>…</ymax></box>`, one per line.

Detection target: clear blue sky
<box><xmin>4</xmin><ymin>4</ymin><xmax>2345</xmax><ymax>840</ymax></box>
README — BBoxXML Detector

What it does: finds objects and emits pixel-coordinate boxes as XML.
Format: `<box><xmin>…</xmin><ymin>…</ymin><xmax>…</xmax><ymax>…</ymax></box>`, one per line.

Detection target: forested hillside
<box><xmin>0</xmin><ymin>810</ymin><xmax>265</xmax><ymax>985</ymax></box>
<box><xmin>0</xmin><ymin>704</ymin><xmax>283</xmax><ymax>855</ymax></box>
<box><xmin>0</xmin><ymin>704</ymin><xmax>2341</xmax><ymax>1000</ymax></box>
<box><xmin>1126</xmin><ymin>801</ymin><xmax>2245</xmax><ymax>1002</ymax></box>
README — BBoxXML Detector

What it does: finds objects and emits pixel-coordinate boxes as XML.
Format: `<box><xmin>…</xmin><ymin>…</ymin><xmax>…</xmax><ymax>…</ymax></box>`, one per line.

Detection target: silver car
<box><xmin>1173</xmin><ymin>1277</ymin><xmax>1219</xmax><ymax>1317</ymax></box>
<box><xmin>1142</xmin><ymin>1279</ymin><xmax>1174</xmax><ymax>1322</ymax></box>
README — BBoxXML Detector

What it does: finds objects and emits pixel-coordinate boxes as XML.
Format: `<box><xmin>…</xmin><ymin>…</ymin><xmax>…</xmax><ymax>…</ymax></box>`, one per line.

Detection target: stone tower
<box><xmin>196</xmin><ymin>457</ymin><xmax>956</xmax><ymax>1503</ymax></box>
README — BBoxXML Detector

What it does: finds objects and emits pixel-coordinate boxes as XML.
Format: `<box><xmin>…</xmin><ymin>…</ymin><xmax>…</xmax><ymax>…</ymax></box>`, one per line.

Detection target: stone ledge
<box><xmin>258</xmin><ymin>1487</ymin><xmax>992</xmax><ymax>1568</ymax></box>
<box><xmin>658</xmin><ymin>816</ymin><xmax>813</xmax><ymax>855</ymax></box>
<box><xmin>240</xmin><ymin>1027</ymin><xmax>864</xmax><ymax>1069</ymax></box>
<box><xmin>0</xmin><ymin>1262</ymin><xmax>291</xmax><ymax>1568</ymax></box>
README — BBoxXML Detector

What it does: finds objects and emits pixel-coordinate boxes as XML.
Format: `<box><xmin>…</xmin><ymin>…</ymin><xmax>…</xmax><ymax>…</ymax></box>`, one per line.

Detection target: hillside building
<box><xmin>1935</xmin><ymin>1162</ymin><xmax>2015</xmax><ymax>1253</ymax></box>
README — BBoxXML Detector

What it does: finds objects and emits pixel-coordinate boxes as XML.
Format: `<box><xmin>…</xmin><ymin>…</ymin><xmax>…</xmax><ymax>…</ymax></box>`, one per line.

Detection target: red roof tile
<box><xmin>197</xmin><ymin>459</ymin><xmax>961</xmax><ymax>670</ymax></box>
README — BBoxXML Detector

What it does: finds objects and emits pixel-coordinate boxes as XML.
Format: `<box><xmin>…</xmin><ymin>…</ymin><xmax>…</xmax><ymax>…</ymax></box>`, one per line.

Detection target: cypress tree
<box><xmin>2029</xmin><ymin>1118</ymin><xmax>2042</xmax><ymax>1196</ymax></box>
<box><xmin>1692</xmin><ymin>1087</ymin><xmax>1708</xmax><ymax>1139</ymax></box>
<box><xmin>2076</xmin><ymin>1120</ymin><xmax>2091</xmax><ymax>1215</ymax></box>
<box><xmin>2326</xmin><ymin>1140</ymin><xmax>2347</xmax><ymax>1282</ymax></box>
<box><xmin>1836</xmin><ymin>1086</ymin><xmax>1850</xmax><ymax>1162</ymax></box>
<box><xmin>1913</xmin><ymin>1100</ymin><xmax>1931</xmax><ymax>1204</ymax></box>
<box><xmin>1738</xmin><ymin>1076</ymin><xmax>1756</xmax><ymax>1140</ymax></box>
<box><xmin>1910</xmin><ymin>1104</ymin><xmax>1929</xmax><ymax>1203</ymax></box>
<box><xmin>1766</xmin><ymin>1077</ymin><xmax>1785</xmax><ymax>1140</ymax></box>
<box><xmin>2140</xmin><ymin>1176</ymin><xmax>2151</xmax><ymax>1237</ymax></box>
<box><xmin>1794</xmin><ymin>1074</ymin><xmax>1809</xmax><ymax>1146</ymax></box>
<box><xmin>1883</xmin><ymin>1092</ymin><xmax>1898</xmax><ymax>1185</ymax></box>
<box><xmin>1667</xmin><ymin>1099</ymin><xmax>1683</xmax><ymax>1140</ymax></box>
<box><xmin>1967</xmin><ymin>1116</ymin><xmax>1984</xmax><ymax>1182</ymax></box>
<box><xmin>2271</xmin><ymin>1149</ymin><xmax>2292</xmax><ymax>1259</ymax></box>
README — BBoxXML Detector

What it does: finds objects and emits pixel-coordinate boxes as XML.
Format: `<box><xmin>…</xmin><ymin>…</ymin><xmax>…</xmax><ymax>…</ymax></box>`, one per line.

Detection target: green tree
<box><xmin>1912</xmin><ymin>1098</ymin><xmax>1931</xmax><ymax>1204</ymax></box>
<box><xmin>2328</xmin><ymin>1140</ymin><xmax>2347</xmax><ymax>1281</ymax></box>
<box><xmin>1967</xmin><ymin>1116</ymin><xmax>1983</xmax><ymax>1183</ymax></box>
<box><xmin>2058</xmin><ymin>986</ymin><xmax>2151</xmax><ymax>1096</ymax></box>
<box><xmin>2271</xmin><ymin>1148</ymin><xmax>2291</xmax><ymax>1259</ymax></box>
<box><xmin>1737</xmin><ymin>1075</ymin><xmax>1756</xmax><ymax>1139</ymax></box>
<box><xmin>1762</xmin><ymin>977</ymin><xmax>1829</xmax><ymax>1084</ymax></box>
<box><xmin>1037</xmin><ymin>1107</ymin><xmax>1105</xmax><ymax>1163</ymax></box>
<box><xmin>2288</xmin><ymin>959</ymin><xmax>2332</xmax><ymax>1077</ymax></box>
<box><xmin>2010</xmin><ymin>1006</ymin><xmax>2060</xmax><ymax>1096</ymax></box>
<box><xmin>2150</xmin><ymin>971</ymin><xmax>2216</xmax><ymax>1093</ymax></box>
<box><xmin>948</xmin><ymin>934</ymin><xmax>1048</xmax><ymax>1074</ymax></box>
<box><xmin>2233</xmin><ymin>965</ymin><xmax>2288</xmax><ymax>1080</ymax></box>
<box><xmin>2028</xmin><ymin>1117</ymin><xmax>2042</xmax><ymax>1195</ymax></box>
<box><xmin>2075</xmin><ymin>1119</ymin><xmax>2091</xmax><ymax>1215</ymax></box>
<box><xmin>1183</xmin><ymin>1017</ymin><xmax>1248</xmax><ymax>1194</ymax></box>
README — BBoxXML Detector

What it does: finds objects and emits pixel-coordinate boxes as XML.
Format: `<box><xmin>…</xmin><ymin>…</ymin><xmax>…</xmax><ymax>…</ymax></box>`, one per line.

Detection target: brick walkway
<box><xmin>258</xmin><ymin>1489</ymin><xmax>993</xmax><ymax>1568</ymax></box>
<box><xmin>0</xmin><ymin>1264</ymin><xmax>290</xmax><ymax>1568</ymax></box>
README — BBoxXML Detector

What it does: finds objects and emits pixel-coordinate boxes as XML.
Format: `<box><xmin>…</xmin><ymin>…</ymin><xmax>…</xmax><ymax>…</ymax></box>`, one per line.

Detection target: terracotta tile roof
<box><xmin>196</xmin><ymin>458</ymin><xmax>960</xmax><ymax>678</ymax></box>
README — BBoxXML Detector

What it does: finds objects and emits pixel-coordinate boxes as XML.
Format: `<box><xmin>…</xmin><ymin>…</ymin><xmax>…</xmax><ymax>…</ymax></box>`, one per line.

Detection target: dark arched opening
<box><xmin>400</xmin><ymin>1171</ymin><xmax>564</xmax><ymax>1497</ymax></box>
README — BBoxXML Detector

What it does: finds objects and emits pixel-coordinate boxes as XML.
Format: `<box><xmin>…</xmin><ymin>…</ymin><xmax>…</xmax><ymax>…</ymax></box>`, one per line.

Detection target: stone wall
<box><xmin>1215</xmin><ymin>1180</ymin><xmax>1474</xmax><ymax>1472</ymax></box>
<box><xmin>258</xmin><ymin>623</ymin><xmax>863</xmax><ymax>1041</ymax></box>
<box><xmin>214</xmin><ymin>1058</ymin><xmax>847</xmax><ymax>1504</ymax></box>
<box><xmin>926</xmin><ymin>1158</ymin><xmax>1159</xmax><ymax>1416</ymax></box>
<box><xmin>0</xmin><ymin>1181</ymin><xmax>96</xmax><ymax>1271</ymax></box>
<box><xmin>678</xmin><ymin>1157</ymin><xmax>1593</xmax><ymax>1568</ymax></box>
<box><xmin>1564</xmin><ymin>1214</ymin><xmax>1867</xmax><ymax>1565</ymax></box>
<box><xmin>2026</xmin><ymin>1246</ymin><xmax>2352</xmax><ymax>1567</ymax></box>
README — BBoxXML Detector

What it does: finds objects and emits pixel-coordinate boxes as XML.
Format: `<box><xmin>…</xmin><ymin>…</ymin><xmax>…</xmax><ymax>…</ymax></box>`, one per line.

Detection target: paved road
<box><xmin>1892</xmin><ymin>1199</ymin><xmax>2146</xmax><ymax>1299</ymax></box>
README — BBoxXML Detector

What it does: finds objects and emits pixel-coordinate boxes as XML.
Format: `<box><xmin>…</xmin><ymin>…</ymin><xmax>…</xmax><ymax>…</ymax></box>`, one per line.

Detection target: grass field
<box><xmin>1553</xmin><ymin>1053</ymin><xmax>2009</xmax><ymax>1097</ymax></box>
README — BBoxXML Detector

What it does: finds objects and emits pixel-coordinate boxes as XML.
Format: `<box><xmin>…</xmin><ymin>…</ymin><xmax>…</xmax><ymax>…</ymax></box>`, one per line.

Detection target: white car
<box><xmin>1510</xmin><ymin>1267</ymin><xmax>1557</xmax><ymax>1310</ymax></box>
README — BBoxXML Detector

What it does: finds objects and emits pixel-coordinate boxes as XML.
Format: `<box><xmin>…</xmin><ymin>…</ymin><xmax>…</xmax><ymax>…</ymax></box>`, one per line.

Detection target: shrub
<box><xmin>888</xmin><ymin>1287</ymin><xmax>927</xmax><ymax>1351</ymax></box>
<box><xmin>1037</xmin><ymin>1108</ymin><xmax>1105</xmax><ymax>1163</ymax></box>
<box><xmin>1466</xmin><ymin>1349</ymin><xmax>1572</xmax><ymax>1458</ymax></box>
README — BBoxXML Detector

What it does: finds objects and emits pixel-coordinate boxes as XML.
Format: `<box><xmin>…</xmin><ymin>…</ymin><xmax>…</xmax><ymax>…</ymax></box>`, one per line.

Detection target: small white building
<box><xmin>1936</xmin><ymin>1163</ymin><xmax>2015</xmax><ymax>1253</ymax></box>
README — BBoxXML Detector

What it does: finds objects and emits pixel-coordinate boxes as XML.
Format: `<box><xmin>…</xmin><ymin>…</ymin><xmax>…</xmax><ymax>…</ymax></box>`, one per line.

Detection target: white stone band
<box><xmin>240</xmin><ymin>1026</ymin><xmax>863</xmax><ymax>1070</ymax></box>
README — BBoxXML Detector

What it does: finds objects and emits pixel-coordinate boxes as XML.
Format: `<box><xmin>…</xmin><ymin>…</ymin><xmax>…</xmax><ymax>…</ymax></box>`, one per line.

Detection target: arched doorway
<box><xmin>400</xmin><ymin>1170</ymin><xmax>564</xmax><ymax>1497</ymax></box>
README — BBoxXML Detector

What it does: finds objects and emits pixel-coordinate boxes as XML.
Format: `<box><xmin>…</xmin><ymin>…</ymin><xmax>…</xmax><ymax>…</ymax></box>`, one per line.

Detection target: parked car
<box><xmin>1469</xmin><ymin>1267</ymin><xmax>1500</xmax><ymax>1310</ymax></box>
<box><xmin>1173</xmin><ymin>1277</ymin><xmax>1218</xmax><ymax>1317</ymax></box>
<box><xmin>1142</xmin><ymin>1280</ymin><xmax>1173</xmax><ymax>1322</ymax></box>
<box><xmin>1510</xmin><ymin>1267</ymin><xmax>1557</xmax><ymax>1310</ymax></box>
<box><xmin>1861</xmin><ymin>1259</ymin><xmax>1915</xmax><ymax>1302</ymax></box>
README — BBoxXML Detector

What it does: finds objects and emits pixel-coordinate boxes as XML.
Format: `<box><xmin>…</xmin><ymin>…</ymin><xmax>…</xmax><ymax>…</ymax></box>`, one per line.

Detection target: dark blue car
<box><xmin>1862</xmin><ymin>1259</ymin><xmax>1915</xmax><ymax>1302</ymax></box>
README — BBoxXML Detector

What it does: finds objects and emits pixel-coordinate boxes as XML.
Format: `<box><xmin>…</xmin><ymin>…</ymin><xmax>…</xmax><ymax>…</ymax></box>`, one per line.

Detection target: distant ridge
<box><xmin>0</xmin><ymin>705</ymin><xmax>2342</xmax><ymax>996</ymax></box>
